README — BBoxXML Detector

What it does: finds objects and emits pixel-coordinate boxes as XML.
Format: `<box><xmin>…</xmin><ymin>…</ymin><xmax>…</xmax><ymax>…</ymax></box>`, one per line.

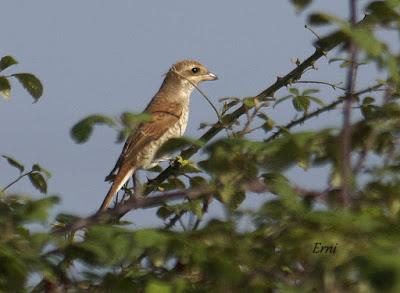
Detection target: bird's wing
<box><xmin>105</xmin><ymin>101</ymin><xmax>183</xmax><ymax>180</ymax></box>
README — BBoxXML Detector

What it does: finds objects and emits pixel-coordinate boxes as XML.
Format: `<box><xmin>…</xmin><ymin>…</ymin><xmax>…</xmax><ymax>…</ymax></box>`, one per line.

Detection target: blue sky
<box><xmin>0</xmin><ymin>0</ymin><xmax>380</xmax><ymax>226</ymax></box>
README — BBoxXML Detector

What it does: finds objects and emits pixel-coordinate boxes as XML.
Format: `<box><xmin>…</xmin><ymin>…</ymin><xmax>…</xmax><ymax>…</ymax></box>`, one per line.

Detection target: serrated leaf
<box><xmin>0</xmin><ymin>76</ymin><xmax>11</xmax><ymax>99</ymax></box>
<box><xmin>12</xmin><ymin>73</ymin><xmax>43</xmax><ymax>101</ymax></box>
<box><xmin>0</xmin><ymin>56</ymin><xmax>18</xmax><ymax>71</ymax></box>
<box><xmin>32</xmin><ymin>164</ymin><xmax>52</xmax><ymax>179</ymax></box>
<box><xmin>28</xmin><ymin>172</ymin><xmax>47</xmax><ymax>193</ymax></box>
<box><xmin>71</xmin><ymin>114</ymin><xmax>116</xmax><ymax>143</ymax></box>
<box><xmin>2</xmin><ymin>155</ymin><xmax>25</xmax><ymax>173</ymax></box>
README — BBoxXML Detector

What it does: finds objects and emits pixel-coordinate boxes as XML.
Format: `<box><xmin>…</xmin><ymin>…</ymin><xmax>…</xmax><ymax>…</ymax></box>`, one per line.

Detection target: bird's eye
<box><xmin>191</xmin><ymin>67</ymin><xmax>200</xmax><ymax>73</ymax></box>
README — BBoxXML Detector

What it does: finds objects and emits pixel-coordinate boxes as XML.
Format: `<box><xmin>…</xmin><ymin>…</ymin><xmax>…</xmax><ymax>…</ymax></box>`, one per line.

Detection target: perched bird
<box><xmin>99</xmin><ymin>60</ymin><xmax>218</xmax><ymax>211</ymax></box>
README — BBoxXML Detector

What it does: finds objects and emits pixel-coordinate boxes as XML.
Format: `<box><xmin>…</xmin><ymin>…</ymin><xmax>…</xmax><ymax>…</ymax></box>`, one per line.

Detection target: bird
<box><xmin>99</xmin><ymin>60</ymin><xmax>218</xmax><ymax>211</ymax></box>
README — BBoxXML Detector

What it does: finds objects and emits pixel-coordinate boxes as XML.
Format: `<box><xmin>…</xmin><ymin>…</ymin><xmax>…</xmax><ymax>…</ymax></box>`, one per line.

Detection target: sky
<box><xmin>0</xmin><ymin>0</ymin><xmax>379</xmax><ymax>227</ymax></box>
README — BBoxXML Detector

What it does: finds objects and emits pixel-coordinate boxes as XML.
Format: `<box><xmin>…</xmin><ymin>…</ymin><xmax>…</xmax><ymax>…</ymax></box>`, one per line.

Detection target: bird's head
<box><xmin>169</xmin><ymin>60</ymin><xmax>218</xmax><ymax>86</ymax></box>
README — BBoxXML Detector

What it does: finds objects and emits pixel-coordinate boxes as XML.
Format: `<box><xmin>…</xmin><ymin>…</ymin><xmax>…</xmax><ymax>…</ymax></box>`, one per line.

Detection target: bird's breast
<box><xmin>139</xmin><ymin>104</ymin><xmax>189</xmax><ymax>169</ymax></box>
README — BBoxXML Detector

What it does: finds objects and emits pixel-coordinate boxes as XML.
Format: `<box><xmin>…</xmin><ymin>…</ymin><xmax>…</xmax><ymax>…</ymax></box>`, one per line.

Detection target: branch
<box><xmin>264</xmin><ymin>83</ymin><xmax>383</xmax><ymax>143</ymax></box>
<box><xmin>58</xmin><ymin>179</ymin><xmax>275</xmax><ymax>234</ymax></box>
<box><xmin>55</xmin><ymin>188</ymin><xmax>212</xmax><ymax>234</ymax></box>
<box><xmin>145</xmin><ymin>49</ymin><xmax>331</xmax><ymax>193</ymax></box>
<box><xmin>110</xmin><ymin>17</ymin><xmax>373</xmax><ymax>223</ymax></box>
<box><xmin>340</xmin><ymin>0</ymin><xmax>358</xmax><ymax>207</ymax></box>
<box><xmin>142</xmin><ymin>15</ymin><xmax>377</xmax><ymax>194</ymax></box>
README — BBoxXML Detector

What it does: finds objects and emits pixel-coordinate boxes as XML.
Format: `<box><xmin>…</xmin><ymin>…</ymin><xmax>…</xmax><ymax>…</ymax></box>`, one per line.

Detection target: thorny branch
<box><xmin>264</xmin><ymin>83</ymin><xmax>383</xmax><ymax>143</ymax></box>
<box><xmin>56</xmin><ymin>179</ymin><xmax>271</xmax><ymax>234</ymax></box>
<box><xmin>143</xmin><ymin>16</ymin><xmax>373</xmax><ymax>195</ymax></box>
<box><xmin>67</xmin><ymin>16</ymin><xmax>374</xmax><ymax>229</ymax></box>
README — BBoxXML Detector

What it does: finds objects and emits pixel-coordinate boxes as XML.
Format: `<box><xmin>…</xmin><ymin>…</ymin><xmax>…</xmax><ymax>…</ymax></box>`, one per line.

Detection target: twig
<box><xmin>305</xmin><ymin>24</ymin><xmax>321</xmax><ymax>40</ymax></box>
<box><xmin>340</xmin><ymin>0</ymin><xmax>358</xmax><ymax>207</ymax></box>
<box><xmin>294</xmin><ymin>80</ymin><xmax>346</xmax><ymax>91</ymax></box>
<box><xmin>240</xmin><ymin>99</ymin><xmax>261</xmax><ymax>136</ymax></box>
<box><xmin>171</xmin><ymin>70</ymin><xmax>221</xmax><ymax>122</ymax></box>
<box><xmin>264</xmin><ymin>83</ymin><xmax>383</xmax><ymax>143</ymax></box>
<box><xmin>1</xmin><ymin>171</ymin><xmax>33</xmax><ymax>193</ymax></box>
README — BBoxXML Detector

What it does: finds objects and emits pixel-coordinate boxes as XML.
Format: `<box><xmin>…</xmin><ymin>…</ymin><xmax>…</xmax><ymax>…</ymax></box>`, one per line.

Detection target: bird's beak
<box><xmin>205</xmin><ymin>72</ymin><xmax>218</xmax><ymax>81</ymax></box>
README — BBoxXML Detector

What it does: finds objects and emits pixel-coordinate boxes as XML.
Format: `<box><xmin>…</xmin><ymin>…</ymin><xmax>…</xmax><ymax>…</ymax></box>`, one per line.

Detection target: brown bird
<box><xmin>99</xmin><ymin>60</ymin><xmax>218</xmax><ymax>211</ymax></box>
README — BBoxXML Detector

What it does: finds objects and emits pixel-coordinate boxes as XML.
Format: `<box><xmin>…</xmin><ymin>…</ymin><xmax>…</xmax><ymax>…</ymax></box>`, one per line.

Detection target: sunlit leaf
<box><xmin>0</xmin><ymin>76</ymin><xmax>11</xmax><ymax>99</ymax></box>
<box><xmin>32</xmin><ymin>164</ymin><xmax>52</xmax><ymax>179</ymax></box>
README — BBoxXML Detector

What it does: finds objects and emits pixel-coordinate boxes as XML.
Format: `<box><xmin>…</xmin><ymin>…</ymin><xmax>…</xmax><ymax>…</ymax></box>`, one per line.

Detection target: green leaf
<box><xmin>145</xmin><ymin>280</ymin><xmax>172</xmax><ymax>293</ymax></box>
<box><xmin>290</xmin><ymin>0</ymin><xmax>312</xmax><ymax>11</ymax></box>
<box><xmin>12</xmin><ymin>73</ymin><xmax>43</xmax><ymax>101</ymax></box>
<box><xmin>363</xmin><ymin>96</ymin><xmax>375</xmax><ymax>105</ymax></box>
<box><xmin>366</xmin><ymin>1</ymin><xmax>399</xmax><ymax>24</ymax></box>
<box><xmin>302</xmin><ymin>88</ymin><xmax>319</xmax><ymax>95</ymax></box>
<box><xmin>0</xmin><ymin>76</ymin><xmax>11</xmax><ymax>99</ymax></box>
<box><xmin>189</xmin><ymin>176</ymin><xmax>207</xmax><ymax>188</ymax></box>
<box><xmin>315</xmin><ymin>30</ymin><xmax>347</xmax><ymax>50</ymax></box>
<box><xmin>348</xmin><ymin>28</ymin><xmax>384</xmax><ymax>57</ymax></box>
<box><xmin>292</xmin><ymin>96</ymin><xmax>310</xmax><ymax>112</ymax></box>
<box><xmin>32</xmin><ymin>164</ymin><xmax>52</xmax><ymax>179</ymax></box>
<box><xmin>307</xmin><ymin>96</ymin><xmax>325</xmax><ymax>107</ymax></box>
<box><xmin>308</xmin><ymin>12</ymin><xmax>333</xmax><ymax>25</ymax></box>
<box><xmin>2</xmin><ymin>155</ymin><xmax>25</xmax><ymax>173</ymax></box>
<box><xmin>28</xmin><ymin>172</ymin><xmax>47</xmax><ymax>193</ymax></box>
<box><xmin>262</xmin><ymin>173</ymin><xmax>296</xmax><ymax>197</ymax></box>
<box><xmin>178</xmin><ymin>160</ymin><xmax>202</xmax><ymax>173</ymax></box>
<box><xmin>120</xmin><ymin>112</ymin><xmax>151</xmax><ymax>128</ymax></box>
<box><xmin>156</xmin><ymin>137</ymin><xmax>204</xmax><ymax>158</ymax></box>
<box><xmin>156</xmin><ymin>206</ymin><xmax>174</xmax><ymax>220</ymax></box>
<box><xmin>243</xmin><ymin>97</ymin><xmax>255</xmax><ymax>108</ymax></box>
<box><xmin>70</xmin><ymin>114</ymin><xmax>116</xmax><ymax>143</ymax></box>
<box><xmin>288</xmin><ymin>87</ymin><xmax>300</xmax><ymax>95</ymax></box>
<box><xmin>0</xmin><ymin>56</ymin><xmax>18</xmax><ymax>71</ymax></box>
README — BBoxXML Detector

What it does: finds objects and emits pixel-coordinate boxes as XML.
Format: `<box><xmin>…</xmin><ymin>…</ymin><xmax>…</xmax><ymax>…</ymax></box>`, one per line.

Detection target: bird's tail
<box><xmin>99</xmin><ymin>165</ymin><xmax>134</xmax><ymax>212</ymax></box>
